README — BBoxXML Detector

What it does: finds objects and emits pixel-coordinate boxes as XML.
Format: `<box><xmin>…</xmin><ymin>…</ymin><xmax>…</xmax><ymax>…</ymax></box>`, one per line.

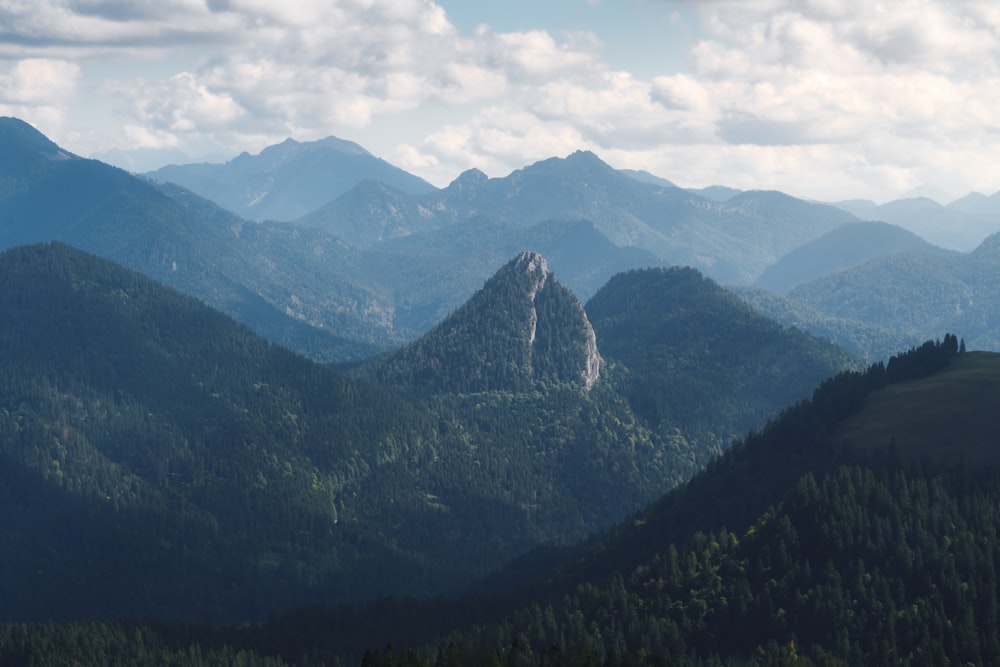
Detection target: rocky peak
<box><xmin>368</xmin><ymin>251</ymin><xmax>601</xmax><ymax>393</ymax></box>
<box><xmin>449</xmin><ymin>168</ymin><xmax>489</xmax><ymax>191</ymax></box>
<box><xmin>512</xmin><ymin>251</ymin><xmax>549</xmax><ymax>300</ymax></box>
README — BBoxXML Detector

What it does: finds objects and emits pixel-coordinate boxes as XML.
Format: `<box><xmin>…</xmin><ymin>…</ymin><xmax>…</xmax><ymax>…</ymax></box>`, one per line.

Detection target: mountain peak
<box><xmin>564</xmin><ymin>149</ymin><xmax>612</xmax><ymax>171</ymax></box>
<box><xmin>0</xmin><ymin>117</ymin><xmax>76</xmax><ymax>169</ymax></box>
<box><xmin>449</xmin><ymin>167</ymin><xmax>489</xmax><ymax>190</ymax></box>
<box><xmin>509</xmin><ymin>250</ymin><xmax>549</xmax><ymax>289</ymax></box>
<box><xmin>367</xmin><ymin>252</ymin><xmax>601</xmax><ymax>392</ymax></box>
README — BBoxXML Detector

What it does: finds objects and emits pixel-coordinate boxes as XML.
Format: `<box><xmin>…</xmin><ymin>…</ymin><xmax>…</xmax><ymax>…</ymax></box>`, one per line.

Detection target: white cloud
<box><xmin>0</xmin><ymin>59</ymin><xmax>81</xmax><ymax>134</ymax></box>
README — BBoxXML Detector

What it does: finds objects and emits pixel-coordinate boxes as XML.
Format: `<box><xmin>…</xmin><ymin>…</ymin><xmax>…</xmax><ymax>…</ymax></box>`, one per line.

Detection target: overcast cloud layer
<box><xmin>1</xmin><ymin>0</ymin><xmax>998</xmax><ymax>202</ymax></box>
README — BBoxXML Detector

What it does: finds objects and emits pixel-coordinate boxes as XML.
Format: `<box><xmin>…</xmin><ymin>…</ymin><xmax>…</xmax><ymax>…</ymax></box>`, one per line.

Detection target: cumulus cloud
<box><xmin>0</xmin><ymin>59</ymin><xmax>81</xmax><ymax>134</ymax></box>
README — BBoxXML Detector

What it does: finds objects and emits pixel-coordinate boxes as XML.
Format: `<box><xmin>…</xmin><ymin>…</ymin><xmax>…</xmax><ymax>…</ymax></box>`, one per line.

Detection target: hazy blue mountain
<box><xmin>754</xmin><ymin>220</ymin><xmax>956</xmax><ymax>294</ymax></box>
<box><xmin>733</xmin><ymin>285</ymin><xmax>921</xmax><ymax>361</ymax></box>
<box><xmin>0</xmin><ymin>117</ymin><xmax>403</xmax><ymax>361</ymax></box>
<box><xmin>617</xmin><ymin>168</ymin><xmax>677</xmax><ymax>187</ymax></box>
<box><xmin>145</xmin><ymin>135</ymin><xmax>436</xmax><ymax>221</ymax></box>
<box><xmin>785</xmin><ymin>231</ymin><xmax>1000</xmax><ymax>352</ymax></box>
<box><xmin>364</xmin><ymin>217</ymin><xmax>661</xmax><ymax>333</ymax></box>
<box><xmin>689</xmin><ymin>184</ymin><xmax>743</xmax><ymax>201</ymax></box>
<box><xmin>304</xmin><ymin>150</ymin><xmax>858</xmax><ymax>285</ymax></box>
<box><xmin>833</xmin><ymin>194</ymin><xmax>1000</xmax><ymax>251</ymax></box>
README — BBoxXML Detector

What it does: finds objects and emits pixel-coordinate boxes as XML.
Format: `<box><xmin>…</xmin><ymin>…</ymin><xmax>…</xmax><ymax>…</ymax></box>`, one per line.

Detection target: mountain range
<box><xmin>145</xmin><ymin>136</ymin><xmax>437</xmax><ymax>221</ymax></box>
<box><xmin>4</xmin><ymin>113</ymin><xmax>1000</xmax><ymax>665</ymax></box>
<box><xmin>0</xmin><ymin>241</ymin><xmax>853</xmax><ymax>624</ymax></box>
<box><xmin>834</xmin><ymin>193</ymin><xmax>1000</xmax><ymax>251</ymax></box>
<box><xmin>7</xmin><ymin>115</ymin><xmax>1000</xmax><ymax>367</ymax></box>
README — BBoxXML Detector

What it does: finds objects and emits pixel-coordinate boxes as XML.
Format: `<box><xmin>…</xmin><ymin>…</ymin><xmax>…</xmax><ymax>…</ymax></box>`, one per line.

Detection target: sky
<box><xmin>1</xmin><ymin>0</ymin><xmax>999</xmax><ymax>203</ymax></box>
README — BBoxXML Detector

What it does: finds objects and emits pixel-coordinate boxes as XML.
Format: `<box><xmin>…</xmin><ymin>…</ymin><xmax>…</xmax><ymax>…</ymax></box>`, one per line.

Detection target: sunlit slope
<box><xmin>835</xmin><ymin>351</ymin><xmax>1000</xmax><ymax>462</ymax></box>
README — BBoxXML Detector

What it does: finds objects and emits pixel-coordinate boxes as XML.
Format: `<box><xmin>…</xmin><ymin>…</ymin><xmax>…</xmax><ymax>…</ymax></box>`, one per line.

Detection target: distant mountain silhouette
<box><xmin>145</xmin><ymin>135</ymin><xmax>436</xmax><ymax>221</ymax></box>
<box><xmin>755</xmin><ymin>220</ymin><xmax>956</xmax><ymax>294</ymax></box>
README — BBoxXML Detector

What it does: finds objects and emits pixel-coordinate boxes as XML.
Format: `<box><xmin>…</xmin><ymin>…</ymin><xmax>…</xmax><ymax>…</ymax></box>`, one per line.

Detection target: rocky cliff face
<box><xmin>513</xmin><ymin>251</ymin><xmax>601</xmax><ymax>390</ymax></box>
<box><xmin>364</xmin><ymin>251</ymin><xmax>601</xmax><ymax>393</ymax></box>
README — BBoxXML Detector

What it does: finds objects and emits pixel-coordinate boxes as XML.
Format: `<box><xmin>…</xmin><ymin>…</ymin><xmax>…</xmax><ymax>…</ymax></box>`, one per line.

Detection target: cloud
<box><xmin>0</xmin><ymin>59</ymin><xmax>81</xmax><ymax>133</ymax></box>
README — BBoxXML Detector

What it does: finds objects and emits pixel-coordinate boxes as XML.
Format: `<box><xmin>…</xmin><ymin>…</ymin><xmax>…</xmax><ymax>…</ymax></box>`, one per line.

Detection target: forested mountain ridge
<box><xmin>240</xmin><ymin>337</ymin><xmax>991</xmax><ymax>666</ymax></box>
<box><xmin>585</xmin><ymin>266</ymin><xmax>862</xmax><ymax>463</ymax></box>
<box><xmin>2</xmin><ymin>243</ymin><xmax>856</xmax><ymax>627</ymax></box>
<box><xmin>0</xmin><ymin>242</ymin><xmax>465</xmax><ymax>621</ymax></box>
<box><xmin>7</xmin><ymin>339</ymin><xmax>986</xmax><ymax>665</ymax></box>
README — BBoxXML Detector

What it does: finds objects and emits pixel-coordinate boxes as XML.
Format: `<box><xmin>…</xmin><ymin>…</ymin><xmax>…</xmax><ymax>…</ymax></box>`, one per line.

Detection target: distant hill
<box><xmin>689</xmin><ymin>184</ymin><xmax>743</xmax><ymax>201</ymax></box>
<box><xmin>785</xmin><ymin>231</ymin><xmax>1000</xmax><ymax>352</ymax></box>
<box><xmin>145</xmin><ymin>136</ymin><xmax>436</xmax><ymax>221</ymax></box>
<box><xmin>833</xmin><ymin>194</ymin><xmax>1000</xmax><ymax>251</ymax></box>
<box><xmin>754</xmin><ymin>220</ymin><xmax>956</xmax><ymax>294</ymax></box>
<box><xmin>734</xmin><ymin>285</ymin><xmax>920</xmax><ymax>361</ymax></box>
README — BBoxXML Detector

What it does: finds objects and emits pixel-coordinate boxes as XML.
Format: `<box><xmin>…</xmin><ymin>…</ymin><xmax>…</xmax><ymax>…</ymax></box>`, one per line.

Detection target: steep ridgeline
<box><xmin>585</xmin><ymin>266</ymin><xmax>862</xmax><ymax>464</ymax></box>
<box><xmin>366</xmin><ymin>252</ymin><xmax>600</xmax><ymax>393</ymax></box>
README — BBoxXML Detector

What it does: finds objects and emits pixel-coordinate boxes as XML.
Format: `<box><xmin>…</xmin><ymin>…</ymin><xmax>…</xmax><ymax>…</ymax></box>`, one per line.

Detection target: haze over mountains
<box><xmin>6</xmin><ymin>114</ymin><xmax>1000</xmax><ymax>664</ymax></box>
<box><xmin>4</xmin><ymin>115</ymin><xmax>1000</xmax><ymax>365</ymax></box>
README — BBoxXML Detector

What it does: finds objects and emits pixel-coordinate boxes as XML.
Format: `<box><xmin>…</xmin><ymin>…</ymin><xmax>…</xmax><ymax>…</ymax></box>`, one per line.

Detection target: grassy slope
<box><xmin>835</xmin><ymin>351</ymin><xmax>1000</xmax><ymax>462</ymax></box>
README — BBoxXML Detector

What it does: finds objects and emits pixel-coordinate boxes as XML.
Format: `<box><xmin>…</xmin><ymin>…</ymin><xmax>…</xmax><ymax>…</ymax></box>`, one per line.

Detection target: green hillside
<box><xmin>1</xmin><ymin>338</ymin><xmax>982</xmax><ymax>665</ymax></box>
<box><xmin>835</xmin><ymin>349</ymin><xmax>1000</xmax><ymax>463</ymax></box>
<box><xmin>8</xmin><ymin>244</ymin><xmax>837</xmax><ymax>625</ymax></box>
<box><xmin>586</xmin><ymin>266</ymin><xmax>862</xmax><ymax>463</ymax></box>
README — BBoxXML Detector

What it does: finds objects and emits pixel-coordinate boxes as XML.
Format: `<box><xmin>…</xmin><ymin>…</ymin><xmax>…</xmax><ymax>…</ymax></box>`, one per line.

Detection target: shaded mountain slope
<box><xmin>585</xmin><ymin>267</ymin><xmax>862</xmax><ymax>460</ymax></box>
<box><xmin>0</xmin><ymin>118</ymin><xmax>402</xmax><ymax>362</ymax></box>
<box><xmin>755</xmin><ymin>220</ymin><xmax>956</xmax><ymax>294</ymax></box>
